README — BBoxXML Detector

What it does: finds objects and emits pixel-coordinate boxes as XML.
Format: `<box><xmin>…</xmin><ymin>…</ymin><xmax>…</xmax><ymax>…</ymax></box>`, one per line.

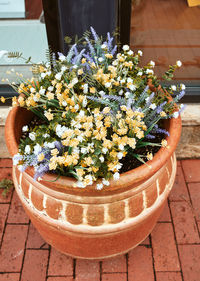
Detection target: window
<box><xmin>131</xmin><ymin>0</ymin><xmax>200</xmax><ymax>102</ymax></box>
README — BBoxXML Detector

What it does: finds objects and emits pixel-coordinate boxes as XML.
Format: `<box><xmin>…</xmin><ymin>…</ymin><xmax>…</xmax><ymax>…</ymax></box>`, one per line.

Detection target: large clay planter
<box><xmin>5</xmin><ymin>106</ymin><xmax>182</xmax><ymax>259</ymax></box>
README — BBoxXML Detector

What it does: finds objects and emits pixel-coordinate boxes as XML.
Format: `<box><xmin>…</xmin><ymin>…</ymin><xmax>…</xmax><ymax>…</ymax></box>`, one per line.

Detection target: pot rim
<box><xmin>5</xmin><ymin>106</ymin><xmax>182</xmax><ymax>195</ymax></box>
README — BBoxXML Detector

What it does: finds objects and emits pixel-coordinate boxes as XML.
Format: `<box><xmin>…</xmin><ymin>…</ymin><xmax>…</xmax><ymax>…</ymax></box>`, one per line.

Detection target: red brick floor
<box><xmin>0</xmin><ymin>159</ymin><xmax>200</xmax><ymax>281</ymax></box>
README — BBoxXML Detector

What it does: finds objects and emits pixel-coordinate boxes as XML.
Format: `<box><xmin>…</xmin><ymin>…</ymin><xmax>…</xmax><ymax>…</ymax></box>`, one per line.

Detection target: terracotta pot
<box><xmin>5</xmin><ymin>106</ymin><xmax>182</xmax><ymax>259</ymax></box>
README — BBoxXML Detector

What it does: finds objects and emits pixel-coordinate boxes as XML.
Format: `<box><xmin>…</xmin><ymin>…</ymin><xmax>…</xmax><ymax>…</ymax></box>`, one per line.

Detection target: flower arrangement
<box><xmin>1</xmin><ymin>27</ymin><xmax>185</xmax><ymax>189</ymax></box>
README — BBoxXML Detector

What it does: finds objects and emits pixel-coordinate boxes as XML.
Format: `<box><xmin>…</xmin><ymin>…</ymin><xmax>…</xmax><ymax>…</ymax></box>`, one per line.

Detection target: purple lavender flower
<box><xmin>34</xmin><ymin>163</ymin><xmax>50</xmax><ymax>181</ymax></box>
<box><xmin>90</xmin><ymin>27</ymin><xmax>99</xmax><ymax>42</ymax></box>
<box><xmin>156</xmin><ymin>101</ymin><xmax>167</xmax><ymax>114</ymax></box>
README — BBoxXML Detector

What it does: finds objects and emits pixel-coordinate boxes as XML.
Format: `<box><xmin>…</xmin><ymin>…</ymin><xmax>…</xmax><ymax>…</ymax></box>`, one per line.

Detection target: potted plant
<box><xmin>3</xmin><ymin>28</ymin><xmax>185</xmax><ymax>259</ymax></box>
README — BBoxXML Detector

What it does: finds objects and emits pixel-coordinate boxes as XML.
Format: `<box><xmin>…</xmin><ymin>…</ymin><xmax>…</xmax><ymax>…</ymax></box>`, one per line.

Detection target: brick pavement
<box><xmin>0</xmin><ymin>159</ymin><xmax>200</xmax><ymax>281</ymax></box>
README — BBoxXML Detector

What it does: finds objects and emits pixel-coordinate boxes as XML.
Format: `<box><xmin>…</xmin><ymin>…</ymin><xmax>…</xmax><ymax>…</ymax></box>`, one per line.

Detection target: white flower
<box><xmin>137</xmin><ymin>71</ymin><xmax>143</xmax><ymax>76</ymax></box>
<box><xmin>62</xmin><ymin>101</ymin><xmax>67</xmax><ymax>106</ymax></box>
<box><xmin>58</xmin><ymin>54</ymin><xmax>66</xmax><ymax>61</ymax></box>
<box><xmin>81</xmin><ymin>147</ymin><xmax>87</xmax><ymax>154</ymax></box>
<box><xmin>79</xmin><ymin>110</ymin><xmax>85</xmax><ymax>117</ymax></box>
<box><xmin>29</xmin><ymin>132</ymin><xmax>36</xmax><ymax>141</ymax></box>
<box><xmin>125</xmin><ymin>92</ymin><xmax>130</xmax><ymax>98</ymax></box>
<box><xmin>48</xmin><ymin>86</ymin><xmax>54</xmax><ymax>92</ymax></box>
<box><xmin>76</xmin><ymin>181</ymin><xmax>85</xmax><ymax>188</ymax></box>
<box><xmin>13</xmin><ymin>153</ymin><xmax>23</xmax><ymax>165</ymax></box>
<box><xmin>39</xmin><ymin>87</ymin><xmax>46</xmax><ymax>95</ymax></box>
<box><xmin>138</xmin><ymin>50</ymin><xmax>143</xmax><ymax>56</ymax></box>
<box><xmin>112</xmin><ymin>60</ymin><xmax>118</xmax><ymax>66</ymax></box>
<box><xmin>119</xmin><ymin>144</ymin><xmax>124</xmax><ymax>150</ymax></box>
<box><xmin>96</xmin><ymin>183</ymin><xmax>103</xmax><ymax>190</ymax></box>
<box><xmin>146</xmin><ymin>69</ymin><xmax>154</xmax><ymax>75</ymax></box>
<box><xmin>128</xmin><ymin>84</ymin><xmax>136</xmax><ymax>91</ymax></box>
<box><xmin>127</xmin><ymin>78</ymin><xmax>133</xmax><ymax>83</ymax></box>
<box><xmin>99</xmin><ymin>156</ymin><xmax>105</xmax><ymax>163</ymax></box>
<box><xmin>99</xmin><ymin>91</ymin><xmax>105</xmax><ymax>96</ymax></box>
<box><xmin>41</xmin><ymin>73</ymin><xmax>46</xmax><ymax>79</ymax></box>
<box><xmin>119</xmin><ymin>89</ymin><xmax>123</xmax><ymax>96</ymax></box>
<box><xmin>98</xmin><ymin>57</ymin><xmax>104</xmax><ymax>62</ymax></box>
<box><xmin>73</xmin><ymin>65</ymin><xmax>78</xmax><ymax>69</ymax></box>
<box><xmin>44</xmin><ymin>142</ymin><xmax>55</xmax><ymax>149</ymax></box>
<box><xmin>149</xmin><ymin>103</ymin><xmax>156</xmax><ymax>110</ymax></box>
<box><xmin>72</xmin><ymin>77</ymin><xmax>78</xmax><ymax>85</ymax></box>
<box><xmin>77</xmin><ymin>135</ymin><xmax>84</xmax><ymax>142</ymax></box>
<box><xmin>173</xmin><ymin>112</ymin><xmax>179</xmax><ymax>119</ymax></box>
<box><xmin>25</xmin><ymin>145</ymin><xmax>31</xmax><ymax>154</ymax></box>
<box><xmin>61</xmin><ymin>66</ymin><xmax>67</xmax><ymax>72</ymax></box>
<box><xmin>171</xmin><ymin>85</ymin><xmax>177</xmax><ymax>91</ymax></box>
<box><xmin>74</xmin><ymin>104</ymin><xmax>79</xmax><ymax>111</ymax></box>
<box><xmin>105</xmin><ymin>82</ymin><xmax>112</xmax><ymax>88</ymax></box>
<box><xmin>176</xmin><ymin>60</ymin><xmax>182</xmax><ymax>67</ymax></box>
<box><xmin>149</xmin><ymin>60</ymin><xmax>155</xmax><ymax>67</ymax></box>
<box><xmin>113</xmin><ymin>172</ymin><xmax>120</xmax><ymax>181</ymax></box>
<box><xmin>122</xmin><ymin>45</ymin><xmax>129</xmax><ymax>51</ymax></box>
<box><xmin>73</xmin><ymin>147</ymin><xmax>80</xmax><ymax>154</ymax></box>
<box><xmin>43</xmin><ymin>133</ymin><xmax>50</xmax><ymax>138</ymax></box>
<box><xmin>46</xmin><ymin>71</ymin><xmax>51</xmax><ymax>76</ymax></box>
<box><xmin>82</xmin><ymin>97</ymin><xmax>87</xmax><ymax>107</ymax></box>
<box><xmin>33</xmin><ymin>95</ymin><xmax>39</xmax><ymax>102</ymax></box>
<box><xmin>30</xmin><ymin>87</ymin><xmax>36</xmax><ymax>93</ymax></box>
<box><xmin>101</xmin><ymin>44</ymin><xmax>107</xmax><ymax>49</ymax></box>
<box><xmin>117</xmin><ymin>152</ymin><xmax>124</xmax><ymax>159</ymax></box>
<box><xmin>55</xmin><ymin>73</ymin><xmax>62</xmax><ymax>80</ymax></box>
<box><xmin>85</xmin><ymin>175</ymin><xmax>93</xmax><ymax>185</ymax></box>
<box><xmin>120</xmin><ymin>79</ymin><xmax>125</xmax><ymax>84</ymax></box>
<box><xmin>127</xmin><ymin>50</ymin><xmax>134</xmax><ymax>56</ymax></box>
<box><xmin>83</xmin><ymin>83</ymin><xmax>88</xmax><ymax>94</ymax></box>
<box><xmin>102</xmin><ymin>178</ymin><xmax>110</xmax><ymax>186</ymax></box>
<box><xmin>102</xmin><ymin>147</ymin><xmax>108</xmax><ymax>154</ymax></box>
<box><xmin>33</xmin><ymin>144</ymin><xmax>42</xmax><ymax>155</ymax></box>
<box><xmin>180</xmin><ymin>83</ymin><xmax>186</xmax><ymax>90</ymax></box>
<box><xmin>22</xmin><ymin>125</ymin><xmax>28</xmax><ymax>132</ymax></box>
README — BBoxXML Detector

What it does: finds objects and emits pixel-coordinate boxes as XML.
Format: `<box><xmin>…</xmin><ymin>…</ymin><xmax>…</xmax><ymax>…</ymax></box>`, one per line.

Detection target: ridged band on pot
<box><xmin>5</xmin><ymin>106</ymin><xmax>182</xmax><ymax>259</ymax></box>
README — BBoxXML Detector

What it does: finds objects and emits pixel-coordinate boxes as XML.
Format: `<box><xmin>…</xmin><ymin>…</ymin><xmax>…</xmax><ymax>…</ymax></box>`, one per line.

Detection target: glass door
<box><xmin>130</xmin><ymin>0</ymin><xmax>200</xmax><ymax>102</ymax></box>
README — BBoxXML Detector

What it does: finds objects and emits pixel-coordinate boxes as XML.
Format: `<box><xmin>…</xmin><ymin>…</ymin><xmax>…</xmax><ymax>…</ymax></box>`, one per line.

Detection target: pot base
<box><xmin>12</xmin><ymin>154</ymin><xmax>176</xmax><ymax>259</ymax></box>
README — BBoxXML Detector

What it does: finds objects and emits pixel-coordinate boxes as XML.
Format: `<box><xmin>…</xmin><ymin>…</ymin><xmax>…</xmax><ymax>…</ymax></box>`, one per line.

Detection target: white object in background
<box><xmin>0</xmin><ymin>0</ymin><xmax>25</xmax><ymax>18</ymax></box>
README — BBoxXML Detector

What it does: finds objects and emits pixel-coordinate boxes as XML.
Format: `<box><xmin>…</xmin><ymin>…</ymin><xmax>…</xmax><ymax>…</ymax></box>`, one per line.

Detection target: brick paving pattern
<box><xmin>0</xmin><ymin>159</ymin><xmax>200</xmax><ymax>281</ymax></box>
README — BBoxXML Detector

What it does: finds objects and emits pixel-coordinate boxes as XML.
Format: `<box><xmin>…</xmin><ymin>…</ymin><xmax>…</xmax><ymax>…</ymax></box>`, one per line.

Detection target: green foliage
<box><xmin>0</xmin><ymin>179</ymin><xmax>13</xmax><ymax>197</ymax></box>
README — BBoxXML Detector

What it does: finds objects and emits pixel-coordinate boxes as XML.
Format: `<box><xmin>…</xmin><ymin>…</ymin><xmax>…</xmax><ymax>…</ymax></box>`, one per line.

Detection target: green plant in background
<box><xmin>0</xmin><ymin>179</ymin><xmax>13</xmax><ymax>197</ymax></box>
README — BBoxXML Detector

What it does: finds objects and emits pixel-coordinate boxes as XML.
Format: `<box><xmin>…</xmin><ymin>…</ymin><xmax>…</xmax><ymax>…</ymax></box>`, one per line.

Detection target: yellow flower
<box><xmin>46</xmin><ymin>92</ymin><xmax>54</xmax><ymax>100</ymax></box>
<box><xmin>85</xmin><ymin>157</ymin><xmax>93</xmax><ymax>166</ymax></box>
<box><xmin>161</xmin><ymin>139</ymin><xmax>168</xmax><ymax>147</ymax></box>
<box><xmin>12</xmin><ymin>96</ymin><xmax>18</xmax><ymax>107</ymax></box>
<box><xmin>105</xmin><ymin>53</ymin><xmax>113</xmax><ymax>59</ymax></box>
<box><xmin>51</xmin><ymin>149</ymin><xmax>59</xmax><ymax>156</ymax></box>
<box><xmin>103</xmin><ymin>107</ymin><xmax>110</xmax><ymax>114</ymax></box>
<box><xmin>81</xmin><ymin>58</ymin><xmax>86</xmax><ymax>64</ymax></box>
<box><xmin>78</xmin><ymin>68</ymin><xmax>83</xmax><ymax>75</ymax></box>
<box><xmin>147</xmin><ymin>152</ymin><xmax>153</xmax><ymax>161</ymax></box>
<box><xmin>69</xmin><ymin>138</ymin><xmax>79</xmax><ymax>147</ymax></box>
<box><xmin>127</xmin><ymin>138</ymin><xmax>136</xmax><ymax>149</ymax></box>
<box><xmin>18</xmin><ymin>96</ymin><xmax>25</xmax><ymax>107</ymax></box>
<box><xmin>44</xmin><ymin>111</ymin><xmax>54</xmax><ymax>121</ymax></box>
<box><xmin>0</xmin><ymin>96</ymin><xmax>5</xmax><ymax>103</ymax></box>
<box><xmin>37</xmin><ymin>153</ymin><xmax>45</xmax><ymax>162</ymax></box>
<box><xmin>120</xmin><ymin>105</ymin><xmax>127</xmax><ymax>111</ymax></box>
<box><xmin>49</xmin><ymin>161</ymin><xmax>57</xmax><ymax>170</ymax></box>
<box><xmin>90</xmin><ymin>87</ymin><xmax>96</xmax><ymax>94</ymax></box>
<box><xmin>76</xmin><ymin>169</ymin><xmax>85</xmax><ymax>177</ymax></box>
<box><xmin>160</xmin><ymin>111</ymin><xmax>167</xmax><ymax>117</ymax></box>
